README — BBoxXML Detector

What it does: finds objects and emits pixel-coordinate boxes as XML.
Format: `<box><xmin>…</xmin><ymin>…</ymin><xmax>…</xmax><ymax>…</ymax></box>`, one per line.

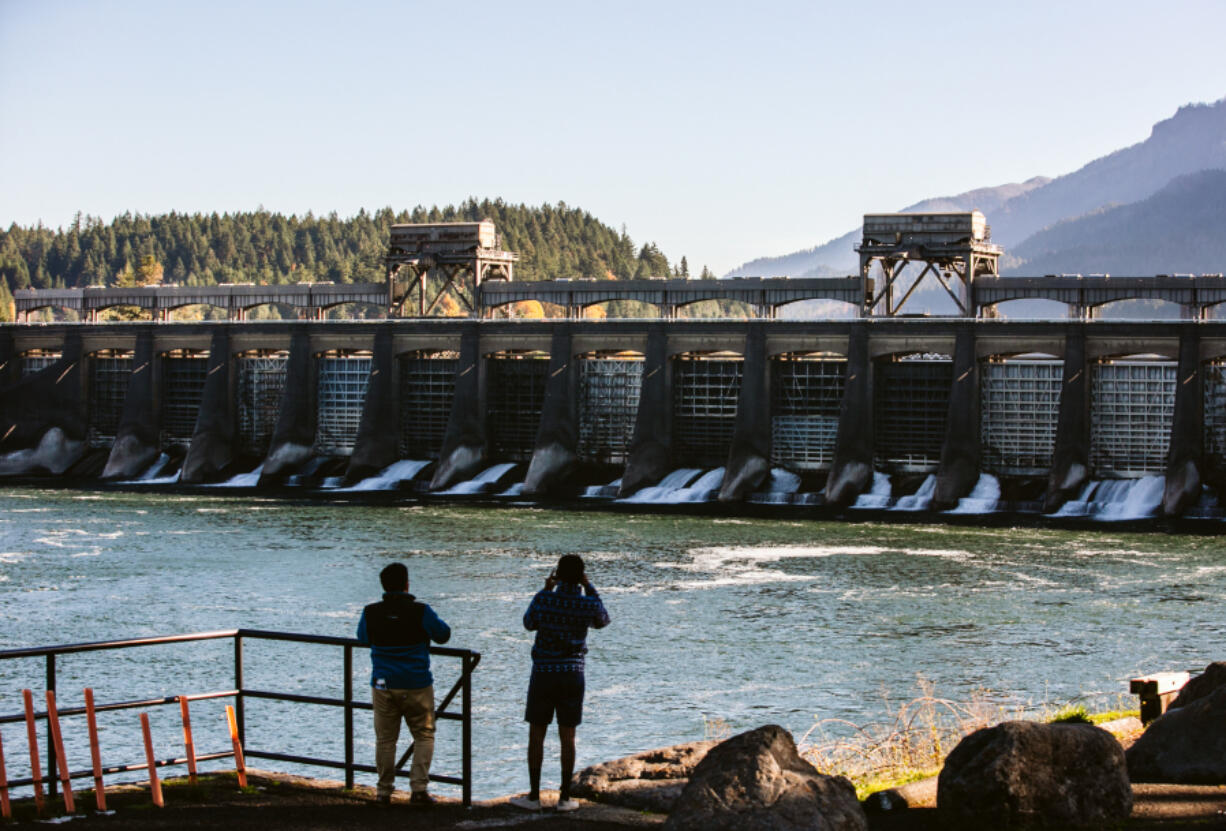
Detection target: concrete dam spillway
<box><xmin>2</xmin><ymin>316</ymin><xmax>1225</xmax><ymax>521</ymax></box>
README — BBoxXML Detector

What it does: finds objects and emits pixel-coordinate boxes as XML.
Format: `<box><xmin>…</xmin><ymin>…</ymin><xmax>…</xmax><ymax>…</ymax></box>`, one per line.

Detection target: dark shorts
<box><xmin>524</xmin><ymin>670</ymin><xmax>585</xmax><ymax>727</ymax></box>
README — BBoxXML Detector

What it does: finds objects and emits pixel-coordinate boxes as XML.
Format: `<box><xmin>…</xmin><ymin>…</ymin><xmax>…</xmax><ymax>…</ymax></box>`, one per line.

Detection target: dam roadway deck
<box><xmin>3</xmin><ymin>318</ymin><xmax>1225</xmax><ymax>518</ymax></box>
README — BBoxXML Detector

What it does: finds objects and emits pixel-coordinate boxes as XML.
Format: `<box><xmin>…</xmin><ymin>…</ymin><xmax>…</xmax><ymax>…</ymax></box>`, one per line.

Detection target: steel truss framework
<box><xmin>161</xmin><ymin>353</ymin><xmax>209</xmax><ymax>445</ymax></box>
<box><xmin>236</xmin><ymin>353</ymin><xmax>289</xmax><ymax>456</ymax></box>
<box><xmin>1090</xmin><ymin>361</ymin><xmax>1175</xmax><ymax>477</ymax></box>
<box><xmin>672</xmin><ymin>356</ymin><xmax>742</xmax><ymax>467</ymax></box>
<box><xmin>770</xmin><ymin>355</ymin><xmax>845</xmax><ymax>471</ymax></box>
<box><xmin>315</xmin><ymin>354</ymin><xmax>371</xmax><ymax>455</ymax></box>
<box><xmin>874</xmin><ymin>357</ymin><xmax>953</xmax><ymax>471</ymax></box>
<box><xmin>398</xmin><ymin>352</ymin><xmax>458</xmax><ymax>460</ymax></box>
<box><xmin>980</xmin><ymin>360</ymin><xmax>1062</xmax><ymax>476</ymax></box>
<box><xmin>88</xmin><ymin>353</ymin><xmax>133</xmax><ymax>447</ymax></box>
<box><xmin>487</xmin><ymin>353</ymin><xmax>548</xmax><ymax>461</ymax></box>
<box><xmin>578</xmin><ymin>356</ymin><xmax>643</xmax><ymax>464</ymax></box>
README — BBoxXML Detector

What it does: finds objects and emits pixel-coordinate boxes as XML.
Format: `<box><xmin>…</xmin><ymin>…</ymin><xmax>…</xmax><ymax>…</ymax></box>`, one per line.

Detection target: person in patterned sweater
<box><xmin>510</xmin><ymin>554</ymin><xmax>610</xmax><ymax>813</ymax></box>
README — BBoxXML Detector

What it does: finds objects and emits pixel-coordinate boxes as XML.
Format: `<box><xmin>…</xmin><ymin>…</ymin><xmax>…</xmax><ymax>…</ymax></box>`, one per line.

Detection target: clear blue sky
<box><xmin>1</xmin><ymin>0</ymin><xmax>1223</xmax><ymax>275</ymax></box>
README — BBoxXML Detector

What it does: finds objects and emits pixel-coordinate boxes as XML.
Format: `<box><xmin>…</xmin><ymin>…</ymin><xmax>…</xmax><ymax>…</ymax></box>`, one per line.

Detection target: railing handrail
<box><xmin>0</xmin><ymin>627</ymin><xmax>478</xmax><ymax>662</ymax></box>
<box><xmin>0</xmin><ymin>629</ymin><xmax>480</xmax><ymax>807</ymax></box>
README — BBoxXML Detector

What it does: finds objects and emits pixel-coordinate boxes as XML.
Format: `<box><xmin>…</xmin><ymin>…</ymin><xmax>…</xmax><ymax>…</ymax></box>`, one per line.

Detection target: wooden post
<box><xmin>83</xmin><ymin>688</ymin><xmax>106</xmax><ymax>811</ymax></box>
<box><xmin>179</xmin><ymin>697</ymin><xmax>197</xmax><ymax>785</ymax></box>
<box><xmin>139</xmin><ymin>714</ymin><xmax>163</xmax><ymax>808</ymax></box>
<box><xmin>224</xmin><ymin>705</ymin><xmax>247</xmax><ymax>788</ymax></box>
<box><xmin>44</xmin><ymin>691</ymin><xmax>75</xmax><ymax>813</ymax></box>
<box><xmin>22</xmin><ymin>690</ymin><xmax>45</xmax><ymax>816</ymax></box>
<box><xmin>0</xmin><ymin>728</ymin><xmax>12</xmax><ymax>820</ymax></box>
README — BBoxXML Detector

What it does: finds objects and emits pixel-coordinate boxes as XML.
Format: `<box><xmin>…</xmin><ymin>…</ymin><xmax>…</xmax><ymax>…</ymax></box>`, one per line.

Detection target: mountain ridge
<box><xmin>728</xmin><ymin>97</ymin><xmax>1226</xmax><ymax>278</ymax></box>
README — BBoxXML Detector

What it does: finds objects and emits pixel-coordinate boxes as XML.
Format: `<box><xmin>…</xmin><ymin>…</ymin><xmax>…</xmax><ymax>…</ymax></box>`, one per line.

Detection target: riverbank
<box><xmin>4</xmin><ymin>769</ymin><xmax>1225</xmax><ymax>829</ymax></box>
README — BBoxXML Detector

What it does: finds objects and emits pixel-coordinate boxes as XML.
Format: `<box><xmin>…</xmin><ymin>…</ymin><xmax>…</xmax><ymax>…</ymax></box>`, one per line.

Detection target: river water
<box><xmin>0</xmin><ymin>487</ymin><xmax>1222</xmax><ymax>800</ymax></box>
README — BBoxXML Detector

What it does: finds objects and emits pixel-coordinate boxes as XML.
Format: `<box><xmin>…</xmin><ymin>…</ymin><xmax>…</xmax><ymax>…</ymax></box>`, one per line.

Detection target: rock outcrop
<box><xmin>938</xmin><ymin>720</ymin><xmax>1131</xmax><ymax>829</ymax></box>
<box><xmin>663</xmin><ymin>725</ymin><xmax>866</xmax><ymax>831</ymax></box>
<box><xmin>1127</xmin><ymin>684</ymin><xmax>1226</xmax><ymax>784</ymax></box>
<box><xmin>571</xmin><ymin>740</ymin><xmax>716</xmax><ymax>812</ymax></box>
<box><xmin>1169</xmin><ymin>661</ymin><xmax>1226</xmax><ymax>710</ymax></box>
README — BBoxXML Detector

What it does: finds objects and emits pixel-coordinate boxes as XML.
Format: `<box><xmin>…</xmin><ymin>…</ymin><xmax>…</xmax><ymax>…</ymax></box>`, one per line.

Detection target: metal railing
<box><xmin>0</xmin><ymin>629</ymin><xmax>480</xmax><ymax>807</ymax></box>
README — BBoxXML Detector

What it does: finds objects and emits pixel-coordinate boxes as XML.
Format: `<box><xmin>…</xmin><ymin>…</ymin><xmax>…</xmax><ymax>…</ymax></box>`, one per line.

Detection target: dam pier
<box><xmin>2</xmin><ymin>215</ymin><xmax>1224</xmax><ymax>519</ymax></box>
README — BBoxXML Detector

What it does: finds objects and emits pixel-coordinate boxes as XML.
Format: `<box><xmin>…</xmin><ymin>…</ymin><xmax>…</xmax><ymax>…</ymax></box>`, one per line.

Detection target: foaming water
<box><xmin>441</xmin><ymin>463</ymin><xmax>518</xmax><ymax>495</ymax></box>
<box><xmin>946</xmin><ymin>473</ymin><xmax>1002</xmax><ymax>514</ymax></box>
<box><xmin>1055</xmin><ymin>476</ymin><xmax>1165</xmax><ymax>520</ymax></box>
<box><xmin>336</xmin><ymin>459</ymin><xmax>430</xmax><ymax>492</ymax></box>
<box><xmin>618</xmin><ymin>468</ymin><xmax>703</xmax><ymax>503</ymax></box>
<box><xmin>852</xmin><ymin>472</ymin><xmax>893</xmax><ymax>509</ymax></box>
<box><xmin>207</xmin><ymin>463</ymin><xmax>264</xmax><ymax>488</ymax></box>
<box><xmin>119</xmin><ymin>453</ymin><xmax>177</xmax><ymax>484</ymax></box>
<box><xmin>892</xmin><ymin>475</ymin><xmax>936</xmax><ymax>511</ymax></box>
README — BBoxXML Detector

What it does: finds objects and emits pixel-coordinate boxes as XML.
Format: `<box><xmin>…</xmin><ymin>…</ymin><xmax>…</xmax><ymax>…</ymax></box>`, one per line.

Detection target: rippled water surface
<box><xmin>1</xmin><ymin>487</ymin><xmax>1222</xmax><ymax>799</ymax></box>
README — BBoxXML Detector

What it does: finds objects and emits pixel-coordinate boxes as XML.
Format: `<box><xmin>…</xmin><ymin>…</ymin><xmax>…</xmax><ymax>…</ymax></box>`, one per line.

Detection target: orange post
<box><xmin>0</xmin><ymin>728</ymin><xmax>12</xmax><ymax>820</ymax></box>
<box><xmin>224</xmin><ymin>705</ymin><xmax>247</xmax><ymax>788</ymax></box>
<box><xmin>83</xmin><ymin>688</ymin><xmax>106</xmax><ymax>811</ymax></box>
<box><xmin>44</xmin><ymin>691</ymin><xmax>75</xmax><ymax>814</ymax></box>
<box><xmin>21</xmin><ymin>690</ymin><xmax>45</xmax><ymax>816</ymax></box>
<box><xmin>139</xmin><ymin>714</ymin><xmax>163</xmax><ymax>808</ymax></box>
<box><xmin>179</xmin><ymin>696</ymin><xmax>197</xmax><ymax>785</ymax></box>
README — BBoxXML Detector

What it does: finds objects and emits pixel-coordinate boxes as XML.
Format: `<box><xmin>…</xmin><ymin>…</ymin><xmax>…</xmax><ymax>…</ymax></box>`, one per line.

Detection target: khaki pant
<box><xmin>372</xmin><ymin>685</ymin><xmax>435</xmax><ymax>796</ymax></box>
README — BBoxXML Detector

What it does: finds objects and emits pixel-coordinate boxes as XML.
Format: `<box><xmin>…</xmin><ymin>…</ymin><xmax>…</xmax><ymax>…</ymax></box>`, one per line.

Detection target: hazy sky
<box><xmin>1</xmin><ymin>0</ymin><xmax>1223</xmax><ymax>274</ymax></box>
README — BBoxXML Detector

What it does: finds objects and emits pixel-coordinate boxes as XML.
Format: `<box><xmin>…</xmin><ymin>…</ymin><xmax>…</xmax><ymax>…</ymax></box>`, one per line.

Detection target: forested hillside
<box><xmin>0</xmin><ymin>199</ymin><xmax>694</xmax><ymax>320</ymax></box>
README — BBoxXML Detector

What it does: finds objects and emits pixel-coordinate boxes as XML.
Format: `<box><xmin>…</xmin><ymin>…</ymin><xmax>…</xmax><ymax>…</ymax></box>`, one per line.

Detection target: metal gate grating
<box><xmin>399</xmin><ymin>354</ymin><xmax>458</xmax><ymax>459</ymax></box>
<box><xmin>980</xmin><ymin>360</ymin><xmax>1062</xmax><ymax>476</ymax></box>
<box><xmin>236</xmin><ymin>354</ymin><xmax>289</xmax><ymax>457</ymax></box>
<box><xmin>88</xmin><ymin>355</ymin><xmax>132</xmax><ymax>447</ymax></box>
<box><xmin>21</xmin><ymin>352</ymin><xmax>60</xmax><ymax>377</ymax></box>
<box><xmin>578</xmin><ymin>357</ymin><xmax>643</xmax><ymax>464</ymax></box>
<box><xmin>487</xmin><ymin>354</ymin><xmax>548</xmax><ymax>461</ymax></box>
<box><xmin>161</xmin><ymin>355</ymin><xmax>209</xmax><ymax>445</ymax></box>
<box><xmin>672</xmin><ymin>357</ymin><xmax>742</xmax><ymax>467</ymax></box>
<box><xmin>1207</xmin><ymin>361</ymin><xmax>1226</xmax><ymax>474</ymax></box>
<box><xmin>1090</xmin><ymin>361</ymin><xmax>1175</xmax><ymax>477</ymax></box>
<box><xmin>770</xmin><ymin>356</ymin><xmax>845</xmax><ymax>471</ymax></box>
<box><xmin>316</xmin><ymin>355</ymin><xmax>371</xmax><ymax>455</ymax></box>
<box><xmin>874</xmin><ymin>358</ymin><xmax>951</xmax><ymax>471</ymax></box>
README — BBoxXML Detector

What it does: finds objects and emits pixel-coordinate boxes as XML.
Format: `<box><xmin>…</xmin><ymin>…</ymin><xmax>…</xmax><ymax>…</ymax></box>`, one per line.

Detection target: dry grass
<box><xmin>796</xmin><ymin>679</ymin><xmax>1137</xmax><ymax>798</ymax></box>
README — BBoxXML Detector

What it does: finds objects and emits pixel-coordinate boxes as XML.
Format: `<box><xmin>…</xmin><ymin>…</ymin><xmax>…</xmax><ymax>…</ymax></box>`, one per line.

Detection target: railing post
<box><xmin>45</xmin><ymin>654</ymin><xmax>57</xmax><ymax>797</ymax></box>
<box><xmin>462</xmin><ymin>652</ymin><xmax>472</xmax><ymax>809</ymax></box>
<box><xmin>343</xmin><ymin>645</ymin><xmax>354</xmax><ymax>790</ymax></box>
<box><xmin>233</xmin><ymin>634</ymin><xmax>245</xmax><ymax>748</ymax></box>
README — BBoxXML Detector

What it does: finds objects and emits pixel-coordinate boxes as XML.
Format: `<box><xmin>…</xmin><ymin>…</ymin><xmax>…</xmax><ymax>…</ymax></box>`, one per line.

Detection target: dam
<box><xmin>2</xmin><ymin>215</ymin><xmax>1225</xmax><ymax>519</ymax></box>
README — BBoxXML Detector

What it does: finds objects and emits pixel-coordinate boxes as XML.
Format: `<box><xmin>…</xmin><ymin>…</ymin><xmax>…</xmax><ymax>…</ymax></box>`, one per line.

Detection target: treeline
<box><xmin>0</xmin><ymin>199</ymin><xmax>717</xmax><ymax>320</ymax></box>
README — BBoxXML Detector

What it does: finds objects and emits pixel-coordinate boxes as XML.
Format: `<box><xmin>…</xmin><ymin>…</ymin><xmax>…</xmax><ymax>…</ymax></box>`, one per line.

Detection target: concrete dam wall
<box><xmin>2</xmin><ymin>318</ymin><xmax>1225</xmax><ymax>518</ymax></box>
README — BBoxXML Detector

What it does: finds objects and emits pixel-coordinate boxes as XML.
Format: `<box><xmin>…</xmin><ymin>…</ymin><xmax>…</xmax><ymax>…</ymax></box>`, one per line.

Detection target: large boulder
<box><xmin>937</xmin><ymin>721</ymin><xmax>1132</xmax><ymax>829</ymax></box>
<box><xmin>571</xmin><ymin>740</ymin><xmax>716</xmax><ymax>812</ymax></box>
<box><xmin>663</xmin><ymin>725</ymin><xmax>867</xmax><ymax>831</ymax></box>
<box><xmin>1127</xmin><ymin>685</ymin><xmax>1226</xmax><ymax>784</ymax></box>
<box><xmin>1169</xmin><ymin>661</ymin><xmax>1226</xmax><ymax>710</ymax></box>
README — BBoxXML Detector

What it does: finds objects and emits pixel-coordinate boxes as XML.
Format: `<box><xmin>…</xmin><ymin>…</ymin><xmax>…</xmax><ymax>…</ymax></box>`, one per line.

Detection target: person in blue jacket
<box><xmin>510</xmin><ymin>554</ymin><xmax>610</xmax><ymax>813</ymax></box>
<box><xmin>356</xmin><ymin>562</ymin><xmax>451</xmax><ymax>806</ymax></box>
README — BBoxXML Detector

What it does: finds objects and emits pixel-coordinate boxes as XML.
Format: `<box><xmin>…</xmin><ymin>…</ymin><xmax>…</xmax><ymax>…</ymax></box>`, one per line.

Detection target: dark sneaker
<box><xmin>374</xmin><ymin>793</ymin><xmax>392</xmax><ymax>807</ymax></box>
<box><xmin>409</xmin><ymin>791</ymin><xmax>437</xmax><ymax>807</ymax></box>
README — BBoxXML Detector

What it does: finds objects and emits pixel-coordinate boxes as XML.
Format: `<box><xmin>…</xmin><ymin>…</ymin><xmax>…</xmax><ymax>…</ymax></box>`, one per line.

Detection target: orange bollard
<box><xmin>224</xmin><ymin>705</ymin><xmax>247</xmax><ymax>788</ymax></box>
<box><xmin>1</xmin><ymin>727</ymin><xmax>12</xmax><ymax>820</ymax></box>
<box><xmin>44</xmin><ymin>691</ymin><xmax>75</xmax><ymax>814</ymax></box>
<box><xmin>139</xmin><ymin>714</ymin><xmax>163</xmax><ymax>808</ymax></box>
<box><xmin>179</xmin><ymin>697</ymin><xmax>197</xmax><ymax>785</ymax></box>
<box><xmin>21</xmin><ymin>690</ymin><xmax>45</xmax><ymax>816</ymax></box>
<box><xmin>83</xmin><ymin>688</ymin><xmax>106</xmax><ymax>811</ymax></box>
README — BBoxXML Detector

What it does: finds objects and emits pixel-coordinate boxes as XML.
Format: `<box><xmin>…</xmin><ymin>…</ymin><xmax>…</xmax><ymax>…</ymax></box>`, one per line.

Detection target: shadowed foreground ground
<box><xmin>6</xmin><ymin>771</ymin><xmax>1225</xmax><ymax>829</ymax></box>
